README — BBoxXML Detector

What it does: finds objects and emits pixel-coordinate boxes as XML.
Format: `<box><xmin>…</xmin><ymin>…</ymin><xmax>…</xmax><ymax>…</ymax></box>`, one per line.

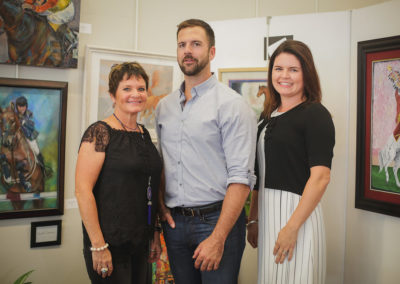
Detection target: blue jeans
<box><xmin>162</xmin><ymin>208</ymin><xmax>246</xmax><ymax>284</ymax></box>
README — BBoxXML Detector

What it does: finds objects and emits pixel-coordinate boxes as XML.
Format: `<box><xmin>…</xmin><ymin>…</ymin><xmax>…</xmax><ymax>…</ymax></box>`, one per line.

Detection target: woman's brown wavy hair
<box><xmin>262</xmin><ymin>40</ymin><xmax>321</xmax><ymax>119</ymax></box>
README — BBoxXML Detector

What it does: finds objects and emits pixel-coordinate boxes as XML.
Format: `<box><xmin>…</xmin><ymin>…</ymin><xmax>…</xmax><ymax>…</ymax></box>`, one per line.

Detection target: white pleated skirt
<box><xmin>257</xmin><ymin>118</ymin><xmax>326</xmax><ymax>284</ymax></box>
<box><xmin>257</xmin><ymin>188</ymin><xmax>326</xmax><ymax>284</ymax></box>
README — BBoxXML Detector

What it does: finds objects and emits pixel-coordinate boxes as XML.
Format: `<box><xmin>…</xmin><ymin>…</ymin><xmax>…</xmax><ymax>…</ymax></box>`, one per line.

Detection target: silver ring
<box><xmin>101</xmin><ymin>267</ymin><xmax>108</xmax><ymax>274</ymax></box>
<box><xmin>284</xmin><ymin>250</ymin><xmax>289</xmax><ymax>255</ymax></box>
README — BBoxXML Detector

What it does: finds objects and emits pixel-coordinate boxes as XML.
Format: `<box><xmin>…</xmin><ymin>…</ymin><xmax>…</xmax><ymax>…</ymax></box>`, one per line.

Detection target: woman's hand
<box><xmin>247</xmin><ymin>191</ymin><xmax>259</xmax><ymax>248</ymax></box>
<box><xmin>148</xmin><ymin>232</ymin><xmax>162</xmax><ymax>263</ymax></box>
<box><xmin>247</xmin><ymin>222</ymin><xmax>258</xmax><ymax>248</ymax></box>
<box><xmin>273</xmin><ymin>224</ymin><xmax>298</xmax><ymax>264</ymax></box>
<box><xmin>92</xmin><ymin>249</ymin><xmax>113</xmax><ymax>278</ymax></box>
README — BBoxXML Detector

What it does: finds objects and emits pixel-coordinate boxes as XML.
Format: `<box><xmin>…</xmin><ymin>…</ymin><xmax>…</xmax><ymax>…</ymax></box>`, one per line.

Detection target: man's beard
<box><xmin>179</xmin><ymin>55</ymin><xmax>209</xmax><ymax>76</ymax></box>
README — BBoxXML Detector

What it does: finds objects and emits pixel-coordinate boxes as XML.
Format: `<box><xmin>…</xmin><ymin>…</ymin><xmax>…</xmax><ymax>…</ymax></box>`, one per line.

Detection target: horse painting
<box><xmin>0</xmin><ymin>0</ymin><xmax>78</xmax><ymax>67</ymax></box>
<box><xmin>140</xmin><ymin>70</ymin><xmax>168</xmax><ymax>121</ymax></box>
<box><xmin>378</xmin><ymin>67</ymin><xmax>400</xmax><ymax>188</ymax></box>
<box><xmin>379</xmin><ymin>135</ymin><xmax>400</xmax><ymax>188</ymax></box>
<box><xmin>0</xmin><ymin>102</ymin><xmax>45</xmax><ymax>210</ymax></box>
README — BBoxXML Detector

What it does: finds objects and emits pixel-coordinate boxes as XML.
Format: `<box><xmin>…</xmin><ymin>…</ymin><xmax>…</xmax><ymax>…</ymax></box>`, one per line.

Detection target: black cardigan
<box><xmin>255</xmin><ymin>102</ymin><xmax>335</xmax><ymax>196</ymax></box>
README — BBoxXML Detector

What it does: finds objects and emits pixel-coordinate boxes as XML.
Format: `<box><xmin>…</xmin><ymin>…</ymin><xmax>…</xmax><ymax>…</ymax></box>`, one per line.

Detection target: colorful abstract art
<box><xmin>0</xmin><ymin>0</ymin><xmax>81</xmax><ymax>68</ymax></box>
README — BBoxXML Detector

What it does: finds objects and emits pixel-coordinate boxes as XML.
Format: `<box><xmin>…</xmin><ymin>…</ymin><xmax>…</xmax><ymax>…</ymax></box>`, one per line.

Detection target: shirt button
<box><xmin>179</xmin><ymin>183</ymin><xmax>182</xmax><ymax>186</ymax></box>
<box><xmin>178</xmin><ymin>161</ymin><xmax>181</xmax><ymax>165</ymax></box>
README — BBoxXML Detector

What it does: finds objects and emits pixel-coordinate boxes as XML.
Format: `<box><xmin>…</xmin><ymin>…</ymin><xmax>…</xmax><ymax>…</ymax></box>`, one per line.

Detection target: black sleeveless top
<box><xmin>80</xmin><ymin>121</ymin><xmax>162</xmax><ymax>249</ymax></box>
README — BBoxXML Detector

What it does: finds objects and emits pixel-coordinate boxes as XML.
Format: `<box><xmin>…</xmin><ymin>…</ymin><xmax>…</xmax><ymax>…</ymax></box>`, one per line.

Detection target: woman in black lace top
<box><xmin>75</xmin><ymin>62</ymin><xmax>163</xmax><ymax>283</ymax></box>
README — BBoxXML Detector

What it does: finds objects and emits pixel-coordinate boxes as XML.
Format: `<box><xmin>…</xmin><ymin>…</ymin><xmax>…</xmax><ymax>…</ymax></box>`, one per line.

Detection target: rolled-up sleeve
<box><xmin>219</xmin><ymin>98</ymin><xmax>257</xmax><ymax>189</ymax></box>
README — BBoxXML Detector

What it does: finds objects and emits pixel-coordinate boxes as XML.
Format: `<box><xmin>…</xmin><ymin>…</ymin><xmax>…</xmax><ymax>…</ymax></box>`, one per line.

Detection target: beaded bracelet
<box><xmin>154</xmin><ymin>225</ymin><xmax>162</xmax><ymax>232</ymax></box>
<box><xmin>246</xmin><ymin>220</ymin><xmax>258</xmax><ymax>227</ymax></box>
<box><xmin>90</xmin><ymin>243</ymin><xmax>109</xmax><ymax>252</ymax></box>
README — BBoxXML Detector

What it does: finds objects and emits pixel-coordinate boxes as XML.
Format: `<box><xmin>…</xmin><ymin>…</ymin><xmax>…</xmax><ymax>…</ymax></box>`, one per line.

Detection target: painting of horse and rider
<box><xmin>0</xmin><ymin>78</ymin><xmax>67</xmax><ymax>219</ymax></box>
<box><xmin>0</xmin><ymin>0</ymin><xmax>81</xmax><ymax>68</ymax></box>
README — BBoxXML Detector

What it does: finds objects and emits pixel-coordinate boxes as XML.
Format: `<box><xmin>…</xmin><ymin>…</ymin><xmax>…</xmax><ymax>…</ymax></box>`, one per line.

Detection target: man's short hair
<box><xmin>177</xmin><ymin>19</ymin><xmax>215</xmax><ymax>48</ymax></box>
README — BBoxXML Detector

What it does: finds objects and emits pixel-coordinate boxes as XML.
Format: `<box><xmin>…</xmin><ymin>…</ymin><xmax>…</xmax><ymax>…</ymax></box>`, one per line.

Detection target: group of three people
<box><xmin>75</xmin><ymin>18</ymin><xmax>335</xmax><ymax>284</ymax></box>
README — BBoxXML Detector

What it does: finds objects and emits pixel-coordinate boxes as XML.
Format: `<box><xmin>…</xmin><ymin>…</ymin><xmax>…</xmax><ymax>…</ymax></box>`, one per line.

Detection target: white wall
<box><xmin>0</xmin><ymin>0</ymin><xmax>396</xmax><ymax>283</ymax></box>
<box><xmin>344</xmin><ymin>1</ymin><xmax>400</xmax><ymax>284</ymax></box>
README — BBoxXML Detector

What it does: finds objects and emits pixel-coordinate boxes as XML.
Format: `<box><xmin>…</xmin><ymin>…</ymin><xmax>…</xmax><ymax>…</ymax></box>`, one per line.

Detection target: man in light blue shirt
<box><xmin>156</xmin><ymin>19</ymin><xmax>257</xmax><ymax>284</ymax></box>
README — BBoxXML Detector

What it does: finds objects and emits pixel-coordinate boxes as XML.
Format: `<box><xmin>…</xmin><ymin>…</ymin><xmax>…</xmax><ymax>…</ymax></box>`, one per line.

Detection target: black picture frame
<box><xmin>0</xmin><ymin>78</ymin><xmax>67</xmax><ymax>219</ymax></box>
<box><xmin>30</xmin><ymin>220</ymin><xmax>61</xmax><ymax>248</ymax></box>
<box><xmin>356</xmin><ymin>35</ymin><xmax>400</xmax><ymax>218</ymax></box>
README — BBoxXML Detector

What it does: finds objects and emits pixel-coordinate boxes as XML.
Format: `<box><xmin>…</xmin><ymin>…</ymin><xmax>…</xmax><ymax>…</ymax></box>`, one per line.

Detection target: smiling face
<box><xmin>272</xmin><ymin>52</ymin><xmax>304</xmax><ymax>102</ymax></box>
<box><xmin>111</xmin><ymin>75</ymin><xmax>147</xmax><ymax>115</ymax></box>
<box><xmin>177</xmin><ymin>26</ymin><xmax>215</xmax><ymax>77</ymax></box>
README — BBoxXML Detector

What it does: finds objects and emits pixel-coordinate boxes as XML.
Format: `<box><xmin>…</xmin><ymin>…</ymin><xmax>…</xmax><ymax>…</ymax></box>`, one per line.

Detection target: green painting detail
<box><xmin>371</xmin><ymin>165</ymin><xmax>400</xmax><ymax>194</ymax></box>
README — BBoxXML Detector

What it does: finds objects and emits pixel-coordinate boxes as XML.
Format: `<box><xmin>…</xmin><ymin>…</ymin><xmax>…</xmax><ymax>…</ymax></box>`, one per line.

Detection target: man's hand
<box><xmin>193</xmin><ymin>233</ymin><xmax>225</xmax><ymax>271</ymax></box>
<box><xmin>160</xmin><ymin>205</ymin><xmax>175</xmax><ymax>228</ymax></box>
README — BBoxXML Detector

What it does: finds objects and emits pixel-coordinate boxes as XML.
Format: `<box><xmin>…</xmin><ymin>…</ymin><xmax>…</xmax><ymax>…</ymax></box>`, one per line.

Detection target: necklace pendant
<box><xmin>147</xmin><ymin>185</ymin><xmax>152</xmax><ymax>200</ymax></box>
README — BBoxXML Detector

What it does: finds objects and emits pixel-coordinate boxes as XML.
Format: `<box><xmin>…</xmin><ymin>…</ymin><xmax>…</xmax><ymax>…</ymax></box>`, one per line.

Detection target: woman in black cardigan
<box><xmin>247</xmin><ymin>40</ymin><xmax>335</xmax><ymax>284</ymax></box>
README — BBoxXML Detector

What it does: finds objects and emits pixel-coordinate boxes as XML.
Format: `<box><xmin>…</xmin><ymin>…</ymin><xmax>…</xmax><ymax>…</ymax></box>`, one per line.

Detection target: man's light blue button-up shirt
<box><xmin>155</xmin><ymin>75</ymin><xmax>257</xmax><ymax>208</ymax></box>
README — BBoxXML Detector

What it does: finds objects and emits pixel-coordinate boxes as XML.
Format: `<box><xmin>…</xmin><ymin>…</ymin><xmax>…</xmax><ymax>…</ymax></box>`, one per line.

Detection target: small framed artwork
<box><xmin>218</xmin><ymin>67</ymin><xmax>268</xmax><ymax>119</ymax></box>
<box><xmin>356</xmin><ymin>35</ymin><xmax>400</xmax><ymax>218</ymax></box>
<box><xmin>31</xmin><ymin>220</ymin><xmax>62</xmax><ymax>248</ymax></box>
<box><xmin>264</xmin><ymin>35</ymin><xmax>293</xmax><ymax>60</ymax></box>
<box><xmin>82</xmin><ymin>46</ymin><xmax>183</xmax><ymax>141</ymax></box>
<box><xmin>0</xmin><ymin>78</ymin><xmax>67</xmax><ymax>219</ymax></box>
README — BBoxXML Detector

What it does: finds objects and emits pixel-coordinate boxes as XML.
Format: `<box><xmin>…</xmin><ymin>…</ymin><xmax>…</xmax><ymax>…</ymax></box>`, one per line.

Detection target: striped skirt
<box><xmin>257</xmin><ymin>188</ymin><xmax>326</xmax><ymax>284</ymax></box>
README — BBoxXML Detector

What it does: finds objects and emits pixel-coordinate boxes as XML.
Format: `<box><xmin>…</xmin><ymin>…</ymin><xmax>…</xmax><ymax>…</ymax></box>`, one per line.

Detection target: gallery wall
<box><xmin>0</xmin><ymin>0</ymin><xmax>397</xmax><ymax>283</ymax></box>
<box><xmin>345</xmin><ymin>1</ymin><xmax>400</xmax><ymax>284</ymax></box>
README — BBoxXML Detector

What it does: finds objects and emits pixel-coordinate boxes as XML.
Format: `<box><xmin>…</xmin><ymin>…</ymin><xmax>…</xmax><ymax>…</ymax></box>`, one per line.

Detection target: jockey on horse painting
<box><xmin>0</xmin><ymin>0</ymin><xmax>79</xmax><ymax>67</ymax></box>
<box><xmin>0</xmin><ymin>97</ymin><xmax>49</xmax><ymax>194</ymax></box>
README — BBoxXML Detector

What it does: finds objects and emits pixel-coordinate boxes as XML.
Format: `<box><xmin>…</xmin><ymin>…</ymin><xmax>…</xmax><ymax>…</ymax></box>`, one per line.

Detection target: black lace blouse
<box><xmin>79</xmin><ymin>121</ymin><xmax>162</xmax><ymax>249</ymax></box>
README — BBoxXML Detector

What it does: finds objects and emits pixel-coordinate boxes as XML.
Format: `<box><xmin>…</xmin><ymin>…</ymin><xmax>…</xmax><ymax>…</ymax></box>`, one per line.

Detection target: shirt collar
<box><xmin>178</xmin><ymin>74</ymin><xmax>217</xmax><ymax>102</ymax></box>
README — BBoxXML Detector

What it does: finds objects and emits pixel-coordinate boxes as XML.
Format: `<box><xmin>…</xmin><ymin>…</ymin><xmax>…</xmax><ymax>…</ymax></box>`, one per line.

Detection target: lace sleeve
<box><xmin>80</xmin><ymin>122</ymin><xmax>110</xmax><ymax>152</ymax></box>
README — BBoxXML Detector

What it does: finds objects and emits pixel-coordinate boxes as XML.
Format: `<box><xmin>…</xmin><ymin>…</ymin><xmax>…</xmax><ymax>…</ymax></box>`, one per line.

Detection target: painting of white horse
<box><xmin>371</xmin><ymin>61</ymin><xmax>400</xmax><ymax>192</ymax></box>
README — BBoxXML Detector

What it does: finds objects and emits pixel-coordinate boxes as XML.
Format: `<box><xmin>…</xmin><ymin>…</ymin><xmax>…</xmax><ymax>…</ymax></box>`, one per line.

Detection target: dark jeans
<box><xmin>83</xmin><ymin>242</ymin><xmax>150</xmax><ymax>284</ymax></box>
<box><xmin>162</xmin><ymin>208</ymin><xmax>246</xmax><ymax>284</ymax></box>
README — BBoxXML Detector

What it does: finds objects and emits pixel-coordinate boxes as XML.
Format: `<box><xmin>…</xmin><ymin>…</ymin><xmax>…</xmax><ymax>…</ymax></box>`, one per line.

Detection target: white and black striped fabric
<box><xmin>256</xmin><ymin>118</ymin><xmax>326</xmax><ymax>284</ymax></box>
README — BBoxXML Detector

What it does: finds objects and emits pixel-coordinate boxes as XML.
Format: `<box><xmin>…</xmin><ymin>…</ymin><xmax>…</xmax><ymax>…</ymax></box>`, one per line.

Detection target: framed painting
<box><xmin>0</xmin><ymin>0</ymin><xmax>81</xmax><ymax>68</ymax></box>
<box><xmin>356</xmin><ymin>35</ymin><xmax>400</xmax><ymax>218</ymax></box>
<box><xmin>0</xmin><ymin>78</ymin><xmax>67</xmax><ymax>219</ymax></box>
<box><xmin>31</xmin><ymin>220</ymin><xmax>62</xmax><ymax>248</ymax></box>
<box><xmin>218</xmin><ymin>67</ymin><xmax>268</xmax><ymax>121</ymax></box>
<box><xmin>218</xmin><ymin>67</ymin><xmax>268</xmax><ymax>218</ymax></box>
<box><xmin>82</xmin><ymin>46</ymin><xmax>183</xmax><ymax>141</ymax></box>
